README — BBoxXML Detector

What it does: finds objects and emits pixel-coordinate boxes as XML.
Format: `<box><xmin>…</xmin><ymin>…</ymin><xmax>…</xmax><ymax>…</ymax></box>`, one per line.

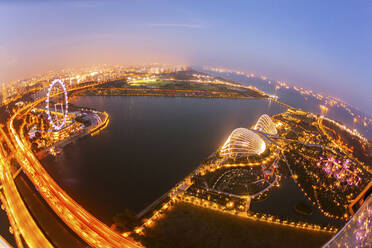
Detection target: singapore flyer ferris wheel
<box><xmin>45</xmin><ymin>79</ymin><xmax>69</xmax><ymax>131</ymax></box>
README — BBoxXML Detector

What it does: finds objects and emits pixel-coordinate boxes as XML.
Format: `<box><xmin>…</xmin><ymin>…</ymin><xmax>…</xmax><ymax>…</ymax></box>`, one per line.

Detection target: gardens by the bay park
<box><xmin>177</xmin><ymin>109</ymin><xmax>372</xmax><ymax>225</ymax></box>
<box><xmin>284</xmin><ymin>142</ymin><xmax>371</xmax><ymax>219</ymax></box>
<box><xmin>272</xmin><ymin>110</ymin><xmax>372</xmax><ymax>220</ymax></box>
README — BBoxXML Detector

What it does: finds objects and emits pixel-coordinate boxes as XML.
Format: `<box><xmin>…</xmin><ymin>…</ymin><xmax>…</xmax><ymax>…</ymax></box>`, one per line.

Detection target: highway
<box><xmin>0</xmin><ymin>128</ymin><xmax>54</xmax><ymax>248</ymax></box>
<box><xmin>0</xmin><ymin>235</ymin><xmax>13</xmax><ymax>248</ymax></box>
<box><xmin>5</xmin><ymin>83</ymin><xmax>142</xmax><ymax>248</ymax></box>
<box><xmin>0</xmin><ymin>191</ymin><xmax>22</xmax><ymax>248</ymax></box>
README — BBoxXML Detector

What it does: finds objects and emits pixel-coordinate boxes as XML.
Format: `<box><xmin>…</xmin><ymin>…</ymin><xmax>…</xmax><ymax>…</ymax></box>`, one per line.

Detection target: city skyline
<box><xmin>0</xmin><ymin>59</ymin><xmax>370</xmax><ymax>247</ymax></box>
<box><xmin>1</xmin><ymin>2</ymin><xmax>372</xmax><ymax>248</ymax></box>
<box><xmin>1</xmin><ymin>0</ymin><xmax>371</xmax><ymax>114</ymax></box>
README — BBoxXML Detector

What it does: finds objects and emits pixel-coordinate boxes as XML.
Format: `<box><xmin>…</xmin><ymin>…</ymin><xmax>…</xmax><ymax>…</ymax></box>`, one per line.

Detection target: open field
<box><xmin>75</xmin><ymin>79</ymin><xmax>267</xmax><ymax>99</ymax></box>
<box><xmin>136</xmin><ymin>202</ymin><xmax>333</xmax><ymax>248</ymax></box>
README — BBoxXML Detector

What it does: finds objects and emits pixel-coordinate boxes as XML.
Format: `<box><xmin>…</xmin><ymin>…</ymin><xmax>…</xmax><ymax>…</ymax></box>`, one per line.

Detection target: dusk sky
<box><xmin>1</xmin><ymin>0</ymin><xmax>371</xmax><ymax>113</ymax></box>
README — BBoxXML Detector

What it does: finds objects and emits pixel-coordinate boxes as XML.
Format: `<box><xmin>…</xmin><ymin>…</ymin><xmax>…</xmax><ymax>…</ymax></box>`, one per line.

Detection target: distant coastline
<box><xmin>74</xmin><ymin>87</ymin><xmax>269</xmax><ymax>100</ymax></box>
<box><xmin>73</xmin><ymin>75</ymin><xmax>270</xmax><ymax>100</ymax></box>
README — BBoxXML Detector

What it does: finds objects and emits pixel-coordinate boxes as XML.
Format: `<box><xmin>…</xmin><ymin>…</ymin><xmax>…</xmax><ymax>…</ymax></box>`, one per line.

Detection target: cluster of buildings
<box><xmin>0</xmin><ymin>64</ymin><xmax>188</xmax><ymax>106</ymax></box>
<box><xmin>203</xmin><ymin>66</ymin><xmax>372</xmax><ymax>133</ymax></box>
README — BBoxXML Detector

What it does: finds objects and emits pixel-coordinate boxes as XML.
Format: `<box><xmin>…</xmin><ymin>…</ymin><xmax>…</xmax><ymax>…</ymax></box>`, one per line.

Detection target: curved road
<box><xmin>6</xmin><ymin>83</ymin><xmax>142</xmax><ymax>248</ymax></box>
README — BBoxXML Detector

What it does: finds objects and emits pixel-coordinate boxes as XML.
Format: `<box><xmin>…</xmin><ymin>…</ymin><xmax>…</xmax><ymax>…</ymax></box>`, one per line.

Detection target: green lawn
<box><xmin>136</xmin><ymin>202</ymin><xmax>333</xmax><ymax>248</ymax></box>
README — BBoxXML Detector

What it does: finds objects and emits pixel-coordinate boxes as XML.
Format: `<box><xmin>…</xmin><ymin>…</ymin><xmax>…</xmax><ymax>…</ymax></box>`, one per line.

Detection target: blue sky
<box><xmin>0</xmin><ymin>0</ymin><xmax>371</xmax><ymax>113</ymax></box>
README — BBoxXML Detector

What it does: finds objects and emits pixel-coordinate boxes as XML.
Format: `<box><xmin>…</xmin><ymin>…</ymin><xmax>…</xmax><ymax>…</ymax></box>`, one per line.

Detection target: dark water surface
<box><xmin>2</xmin><ymin>79</ymin><xmax>368</xmax><ymax>241</ymax></box>
<box><xmin>250</xmin><ymin>176</ymin><xmax>343</xmax><ymax>227</ymax></box>
<box><xmin>42</xmin><ymin>96</ymin><xmax>286</xmax><ymax>225</ymax></box>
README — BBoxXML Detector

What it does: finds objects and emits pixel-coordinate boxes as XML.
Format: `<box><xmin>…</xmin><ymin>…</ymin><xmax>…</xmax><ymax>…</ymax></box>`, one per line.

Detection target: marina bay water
<box><xmin>42</xmin><ymin>96</ymin><xmax>287</xmax><ymax>225</ymax></box>
<box><xmin>41</xmin><ymin>94</ymin><xmax>350</xmax><ymax>228</ymax></box>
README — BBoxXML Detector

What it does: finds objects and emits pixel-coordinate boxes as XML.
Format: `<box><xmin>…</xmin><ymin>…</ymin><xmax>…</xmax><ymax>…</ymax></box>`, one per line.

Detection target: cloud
<box><xmin>147</xmin><ymin>23</ymin><xmax>206</xmax><ymax>29</ymax></box>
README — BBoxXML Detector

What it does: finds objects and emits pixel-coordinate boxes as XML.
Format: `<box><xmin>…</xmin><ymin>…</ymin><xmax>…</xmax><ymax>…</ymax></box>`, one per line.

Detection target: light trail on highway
<box><xmin>0</xmin><ymin>129</ymin><xmax>54</xmax><ymax>248</ymax></box>
<box><xmin>0</xmin><ymin>235</ymin><xmax>13</xmax><ymax>248</ymax></box>
<box><xmin>5</xmin><ymin>82</ymin><xmax>142</xmax><ymax>248</ymax></box>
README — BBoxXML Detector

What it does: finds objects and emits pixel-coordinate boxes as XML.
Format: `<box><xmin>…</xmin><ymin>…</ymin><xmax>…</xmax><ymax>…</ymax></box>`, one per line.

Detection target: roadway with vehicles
<box><xmin>0</xmin><ymin>127</ymin><xmax>53</xmax><ymax>248</ymax></box>
<box><xmin>1</xmin><ymin>82</ymin><xmax>142</xmax><ymax>248</ymax></box>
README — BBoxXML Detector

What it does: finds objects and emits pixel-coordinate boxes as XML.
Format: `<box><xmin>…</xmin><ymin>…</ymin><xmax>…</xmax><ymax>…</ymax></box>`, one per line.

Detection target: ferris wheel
<box><xmin>45</xmin><ymin>79</ymin><xmax>68</xmax><ymax>130</ymax></box>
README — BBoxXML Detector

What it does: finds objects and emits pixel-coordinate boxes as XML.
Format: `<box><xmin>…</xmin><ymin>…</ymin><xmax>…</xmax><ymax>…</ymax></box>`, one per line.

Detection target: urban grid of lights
<box><xmin>0</xmin><ymin>65</ymin><xmax>370</xmax><ymax>248</ymax></box>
